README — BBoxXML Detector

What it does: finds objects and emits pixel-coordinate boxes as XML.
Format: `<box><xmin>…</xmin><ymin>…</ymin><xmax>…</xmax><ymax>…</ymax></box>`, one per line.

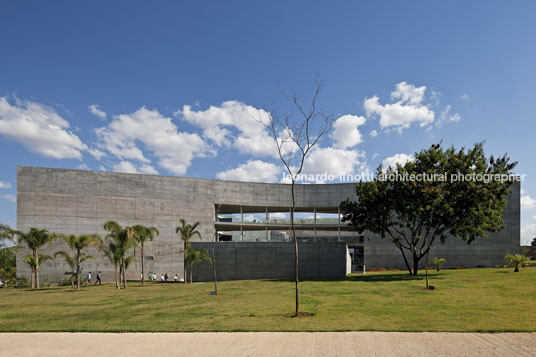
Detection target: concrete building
<box><xmin>16</xmin><ymin>166</ymin><xmax>520</xmax><ymax>283</ymax></box>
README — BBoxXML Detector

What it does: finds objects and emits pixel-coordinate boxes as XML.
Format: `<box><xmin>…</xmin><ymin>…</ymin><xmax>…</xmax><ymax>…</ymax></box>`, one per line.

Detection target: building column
<box><xmin>240</xmin><ymin>205</ymin><xmax>244</xmax><ymax>242</ymax></box>
<box><xmin>266</xmin><ymin>206</ymin><xmax>269</xmax><ymax>241</ymax></box>
<box><xmin>338</xmin><ymin>207</ymin><xmax>341</xmax><ymax>241</ymax></box>
<box><xmin>313</xmin><ymin>208</ymin><xmax>317</xmax><ymax>242</ymax></box>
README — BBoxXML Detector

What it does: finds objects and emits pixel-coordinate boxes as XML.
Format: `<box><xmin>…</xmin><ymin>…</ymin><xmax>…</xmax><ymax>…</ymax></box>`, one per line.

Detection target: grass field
<box><xmin>1</xmin><ymin>267</ymin><xmax>535</xmax><ymax>332</ymax></box>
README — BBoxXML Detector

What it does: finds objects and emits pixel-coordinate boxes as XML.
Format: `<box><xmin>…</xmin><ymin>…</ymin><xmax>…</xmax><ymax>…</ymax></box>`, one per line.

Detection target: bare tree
<box><xmin>258</xmin><ymin>78</ymin><xmax>332</xmax><ymax>316</ymax></box>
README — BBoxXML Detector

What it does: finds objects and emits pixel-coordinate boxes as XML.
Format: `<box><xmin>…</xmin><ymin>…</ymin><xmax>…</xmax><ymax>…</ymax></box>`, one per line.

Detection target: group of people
<box><xmin>85</xmin><ymin>271</ymin><xmax>102</xmax><ymax>286</ymax></box>
<box><xmin>146</xmin><ymin>271</ymin><xmax>182</xmax><ymax>283</ymax></box>
<box><xmin>83</xmin><ymin>271</ymin><xmax>184</xmax><ymax>285</ymax></box>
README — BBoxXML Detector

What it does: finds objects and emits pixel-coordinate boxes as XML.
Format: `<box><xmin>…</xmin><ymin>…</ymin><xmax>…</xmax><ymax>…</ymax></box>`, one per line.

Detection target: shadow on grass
<box><xmin>266</xmin><ymin>272</ymin><xmax>447</xmax><ymax>283</ymax></box>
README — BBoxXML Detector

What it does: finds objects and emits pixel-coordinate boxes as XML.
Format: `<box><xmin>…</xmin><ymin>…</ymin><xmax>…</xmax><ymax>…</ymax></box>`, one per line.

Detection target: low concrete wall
<box><xmin>189</xmin><ymin>242</ymin><xmax>348</xmax><ymax>282</ymax></box>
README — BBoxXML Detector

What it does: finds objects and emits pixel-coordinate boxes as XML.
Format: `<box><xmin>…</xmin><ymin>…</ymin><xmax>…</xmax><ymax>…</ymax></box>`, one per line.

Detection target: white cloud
<box><xmin>461</xmin><ymin>94</ymin><xmax>469</xmax><ymax>100</ymax></box>
<box><xmin>521</xmin><ymin>189</ymin><xmax>525</xmax><ymax>194</ymax></box>
<box><xmin>89</xmin><ymin>104</ymin><xmax>106</xmax><ymax>120</ymax></box>
<box><xmin>77</xmin><ymin>164</ymin><xmax>89</xmax><ymax>170</ymax></box>
<box><xmin>331</xmin><ymin>115</ymin><xmax>366</xmax><ymax>149</ymax></box>
<box><xmin>112</xmin><ymin>161</ymin><xmax>138</xmax><ymax>174</ymax></box>
<box><xmin>390</xmin><ymin>82</ymin><xmax>426</xmax><ymax>105</ymax></box>
<box><xmin>363</xmin><ymin>82</ymin><xmax>435</xmax><ymax>132</ymax></box>
<box><xmin>270</xmin><ymin>212</ymin><xmax>286</xmax><ymax>219</ymax></box>
<box><xmin>111</xmin><ymin>161</ymin><xmax>158</xmax><ymax>175</ymax></box>
<box><xmin>0</xmin><ymin>194</ymin><xmax>16</xmax><ymax>203</ymax></box>
<box><xmin>438</xmin><ymin>104</ymin><xmax>461</xmax><ymax>125</ymax></box>
<box><xmin>533</xmin><ymin>215</ymin><xmax>536</xmax><ymax>221</ymax></box>
<box><xmin>521</xmin><ymin>195</ymin><xmax>536</xmax><ymax>210</ymax></box>
<box><xmin>370</xmin><ymin>130</ymin><xmax>378</xmax><ymax>137</ymax></box>
<box><xmin>0</xmin><ymin>180</ymin><xmax>11</xmax><ymax>189</ymax></box>
<box><xmin>87</xmin><ymin>148</ymin><xmax>106</xmax><ymax>160</ymax></box>
<box><xmin>216</xmin><ymin>160</ymin><xmax>281</xmax><ymax>182</ymax></box>
<box><xmin>95</xmin><ymin>107</ymin><xmax>210</xmax><ymax>175</ymax></box>
<box><xmin>0</xmin><ymin>97</ymin><xmax>88</xmax><ymax>159</ymax></box>
<box><xmin>179</xmin><ymin>101</ymin><xmax>283</xmax><ymax>158</ymax></box>
<box><xmin>521</xmin><ymin>224</ymin><xmax>536</xmax><ymax>245</ymax></box>
<box><xmin>299</xmin><ymin>147</ymin><xmax>369</xmax><ymax>183</ymax></box>
<box><xmin>381</xmin><ymin>153</ymin><xmax>414</xmax><ymax>171</ymax></box>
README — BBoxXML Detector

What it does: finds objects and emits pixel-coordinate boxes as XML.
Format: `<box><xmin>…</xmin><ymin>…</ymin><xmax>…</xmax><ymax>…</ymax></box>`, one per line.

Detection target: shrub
<box><xmin>504</xmin><ymin>254</ymin><xmax>529</xmax><ymax>272</ymax></box>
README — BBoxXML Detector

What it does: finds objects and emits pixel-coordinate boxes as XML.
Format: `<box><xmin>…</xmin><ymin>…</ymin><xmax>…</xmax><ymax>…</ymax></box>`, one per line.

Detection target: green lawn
<box><xmin>1</xmin><ymin>267</ymin><xmax>535</xmax><ymax>332</ymax></box>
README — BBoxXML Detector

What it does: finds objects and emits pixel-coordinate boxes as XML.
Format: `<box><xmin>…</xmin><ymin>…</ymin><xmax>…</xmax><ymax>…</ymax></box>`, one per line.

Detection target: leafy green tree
<box><xmin>0</xmin><ymin>246</ymin><xmax>17</xmax><ymax>287</ymax></box>
<box><xmin>505</xmin><ymin>254</ymin><xmax>529</xmax><ymax>272</ymax></box>
<box><xmin>430</xmin><ymin>257</ymin><xmax>447</xmax><ymax>271</ymax></box>
<box><xmin>54</xmin><ymin>250</ymin><xmax>94</xmax><ymax>289</ymax></box>
<box><xmin>60</xmin><ymin>234</ymin><xmax>102</xmax><ymax>289</ymax></box>
<box><xmin>186</xmin><ymin>246</ymin><xmax>212</xmax><ymax>283</ymax></box>
<box><xmin>24</xmin><ymin>254</ymin><xmax>54</xmax><ymax>287</ymax></box>
<box><xmin>130</xmin><ymin>225</ymin><xmax>159</xmax><ymax>285</ymax></box>
<box><xmin>341</xmin><ymin>142</ymin><xmax>517</xmax><ymax>277</ymax></box>
<box><xmin>176</xmin><ymin>219</ymin><xmax>201</xmax><ymax>284</ymax></box>
<box><xmin>14</xmin><ymin>228</ymin><xmax>60</xmax><ymax>288</ymax></box>
<box><xmin>104</xmin><ymin>221</ymin><xmax>137</xmax><ymax>289</ymax></box>
<box><xmin>524</xmin><ymin>238</ymin><xmax>536</xmax><ymax>260</ymax></box>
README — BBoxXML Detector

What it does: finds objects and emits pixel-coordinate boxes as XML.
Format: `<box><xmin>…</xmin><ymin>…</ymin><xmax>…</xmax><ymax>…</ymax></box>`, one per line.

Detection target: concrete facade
<box><xmin>16</xmin><ymin>166</ymin><xmax>520</xmax><ymax>283</ymax></box>
<box><xmin>189</xmin><ymin>242</ymin><xmax>349</xmax><ymax>281</ymax></box>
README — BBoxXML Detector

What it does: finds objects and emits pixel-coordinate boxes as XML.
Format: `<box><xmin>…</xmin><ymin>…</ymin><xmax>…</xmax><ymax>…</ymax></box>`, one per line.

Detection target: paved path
<box><xmin>2</xmin><ymin>332</ymin><xmax>535</xmax><ymax>356</ymax></box>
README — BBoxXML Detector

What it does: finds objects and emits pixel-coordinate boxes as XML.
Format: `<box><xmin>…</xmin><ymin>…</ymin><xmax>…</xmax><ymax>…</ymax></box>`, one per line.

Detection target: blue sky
<box><xmin>1</xmin><ymin>1</ymin><xmax>535</xmax><ymax>243</ymax></box>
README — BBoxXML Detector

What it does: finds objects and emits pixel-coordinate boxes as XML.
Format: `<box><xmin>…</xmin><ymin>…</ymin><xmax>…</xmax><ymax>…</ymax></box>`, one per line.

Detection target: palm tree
<box><xmin>186</xmin><ymin>246</ymin><xmax>212</xmax><ymax>283</ymax></box>
<box><xmin>176</xmin><ymin>219</ymin><xmax>201</xmax><ymax>284</ymax></box>
<box><xmin>23</xmin><ymin>254</ymin><xmax>54</xmax><ymax>287</ymax></box>
<box><xmin>54</xmin><ymin>251</ymin><xmax>94</xmax><ymax>289</ymax></box>
<box><xmin>15</xmin><ymin>228</ymin><xmax>59</xmax><ymax>288</ymax></box>
<box><xmin>430</xmin><ymin>257</ymin><xmax>447</xmax><ymax>271</ymax></box>
<box><xmin>102</xmin><ymin>241</ymin><xmax>121</xmax><ymax>289</ymax></box>
<box><xmin>61</xmin><ymin>234</ymin><xmax>102</xmax><ymax>289</ymax></box>
<box><xmin>505</xmin><ymin>254</ymin><xmax>529</xmax><ymax>272</ymax></box>
<box><xmin>0</xmin><ymin>224</ymin><xmax>15</xmax><ymax>249</ymax></box>
<box><xmin>104</xmin><ymin>221</ymin><xmax>137</xmax><ymax>289</ymax></box>
<box><xmin>130</xmin><ymin>225</ymin><xmax>159</xmax><ymax>285</ymax></box>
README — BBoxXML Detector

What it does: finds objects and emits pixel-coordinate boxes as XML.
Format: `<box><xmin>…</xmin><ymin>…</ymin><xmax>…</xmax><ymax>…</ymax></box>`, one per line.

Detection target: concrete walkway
<box><xmin>2</xmin><ymin>332</ymin><xmax>535</xmax><ymax>356</ymax></box>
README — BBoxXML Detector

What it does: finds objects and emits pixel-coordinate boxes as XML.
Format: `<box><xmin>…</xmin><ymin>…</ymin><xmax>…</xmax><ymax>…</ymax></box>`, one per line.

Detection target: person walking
<box><xmin>86</xmin><ymin>272</ymin><xmax>92</xmax><ymax>286</ymax></box>
<box><xmin>164</xmin><ymin>273</ymin><xmax>168</xmax><ymax>282</ymax></box>
<box><xmin>174</xmin><ymin>274</ymin><xmax>178</xmax><ymax>282</ymax></box>
<box><xmin>160</xmin><ymin>273</ymin><xmax>164</xmax><ymax>282</ymax></box>
<box><xmin>95</xmin><ymin>271</ymin><xmax>102</xmax><ymax>285</ymax></box>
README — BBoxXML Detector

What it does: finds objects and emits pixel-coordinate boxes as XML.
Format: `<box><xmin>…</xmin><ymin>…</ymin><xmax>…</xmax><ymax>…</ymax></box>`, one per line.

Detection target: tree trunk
<box><xmin>189</xmin><ymin>262</ymin><xmax>193</xmax><ymax>283</ymax></box>
<box><xmin>141</xmin><ymin>244</ymin><xmax>145</xmax><ymax>285</ymax></box>
<box><xmin>71</xmin><ymin>276</ymin><xmax>74</xmax><ymax>290</ymax></box>
<box><xmin>412</xmin><ymin>255</ymin><xmax>420</xmax><ymax>276</ymax></box>
<box><xmin>514</xmin><ymin>264</ymin><xmax>519</xmax><ymax>272</ymax></box>
<box><xmin>29</xmin><ymin>267</ymin><xmax>34</xmax><ymax>289</ymax></box>
<box><xmin>114</xmin><ymin>267</ymin><xmax>119</xmax><ymax>289</ymax></box>
<box><xmin>291</xmin><ymin>179</ymin><xmax>299</xmax><ymax>317</ymax></box>
<box><xmin>34</xmin><ymin>249</ymin><xmax>39</xmax><ymax>289</ymax></box>
<box><xmin>395</xmin><ymin>244</ymin><xmax>413</xmax><ymax>275</ymax></box>
<box><xmin>76</xmin><ymin>249</ymin><xmax>81</xmax><ymax>290</ymax></box>
<box><xmin>183</xmin><ymin>242</ymin><xmax>187</xmax><ymax>284</ymax></box>
<box><xmin>425</xmin><ymin>249</ymin><xmax>430</xmax><ymax>288</ymax></box>
<box><xmin>122</xmin><ymin>260</ymin><xmax>127</xmax><ymax>289</ymax></box>
<box><xmin>212</xmin><ymin>246</ymin><xmax>218</xmax><ymax>295</ymax></box>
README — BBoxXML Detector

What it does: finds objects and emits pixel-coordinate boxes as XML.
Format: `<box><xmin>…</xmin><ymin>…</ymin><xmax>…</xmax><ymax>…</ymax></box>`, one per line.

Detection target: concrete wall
<box><xmin>16</xmin><ymin>166</ymin><xmax>357</xmax><ymax>283</ymax></box>
<box><xmin>189</xmin><ymin>242</ymin><xmax>349</xmax><ymax>281</ymax></box>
